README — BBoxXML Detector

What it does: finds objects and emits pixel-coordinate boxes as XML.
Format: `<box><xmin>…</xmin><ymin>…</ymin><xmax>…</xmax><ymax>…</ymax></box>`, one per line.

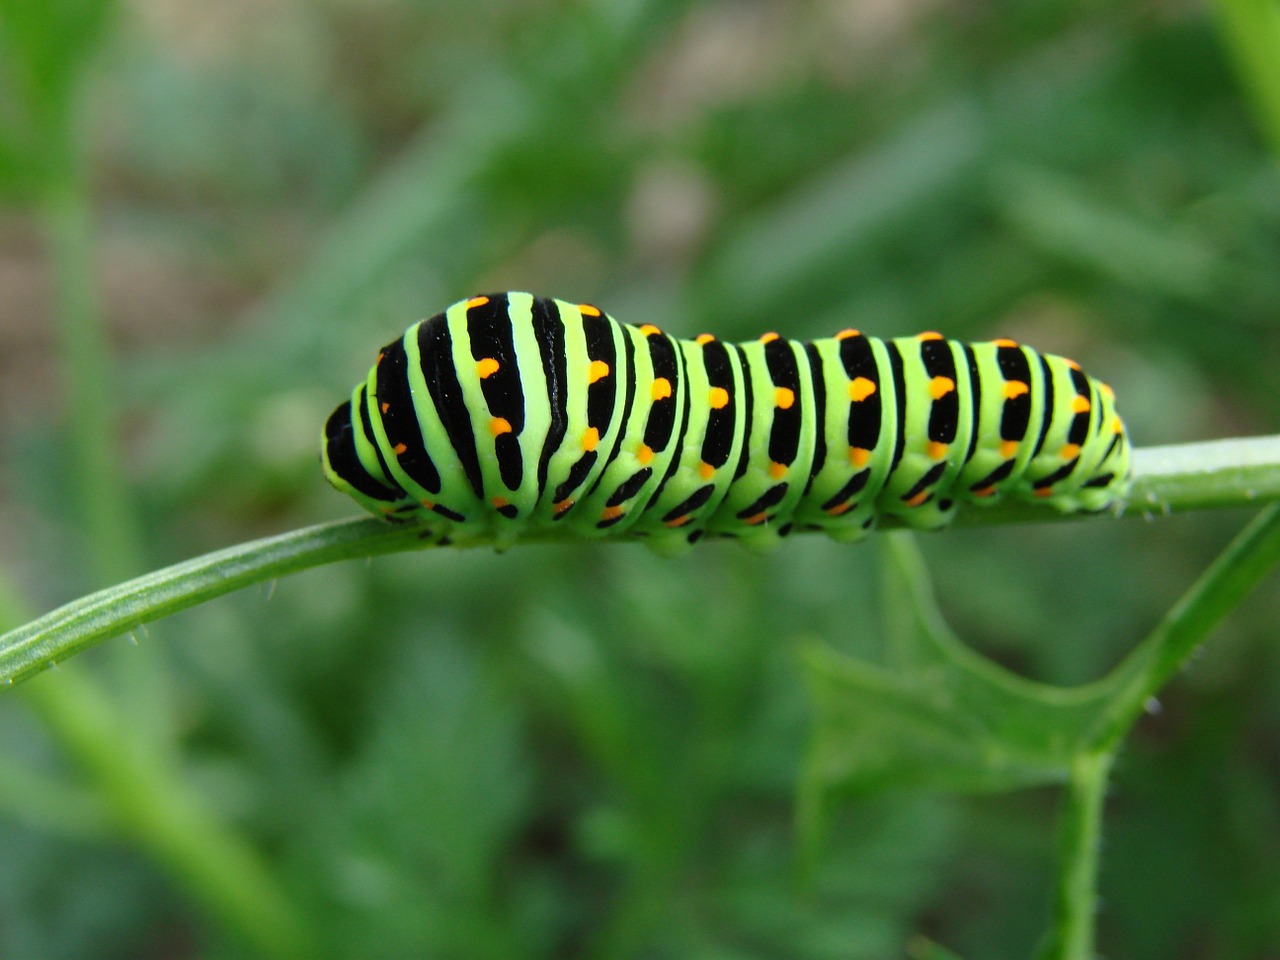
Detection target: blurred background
<box><xmin>1</xmin><ymin>0</ymin><xmax>1279</xmax><ymax>957</ymax></box>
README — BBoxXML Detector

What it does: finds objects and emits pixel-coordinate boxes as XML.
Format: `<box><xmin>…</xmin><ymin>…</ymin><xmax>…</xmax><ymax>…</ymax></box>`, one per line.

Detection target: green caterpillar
<box><xmin>322</xmin><ymin>292</ymin><xmax>1131</xmax><ymax>551</ymax></box>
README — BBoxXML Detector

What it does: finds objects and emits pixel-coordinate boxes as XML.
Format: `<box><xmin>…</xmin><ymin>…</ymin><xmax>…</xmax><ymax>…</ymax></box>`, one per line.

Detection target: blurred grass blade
<box><xmin>0</xmin><ymin>0</ymin><xmax>115</xmax><ymax>133</ymax></box>
<box><xmin>21</xmin><ymin>669</ymin><xmax>312</xmax><ymax>959</ymax></box>
<box><xmin>700</xmin><ymin>99</ymin><xmax>987</xmax><ymax>322</ymax></box>
<box><xmin>41</xmin><ymin>179</ymin><xmax>144</xmax><ymax>585</ymax></box>
<box><xmin>9</xmin><ymin>0</ymin><xmax>186</xmax><ymax>783</ymax></box>
<box><xmin>1212</xmin><ymin>0</ymin><xmax>1280</xmax><ymax>155</ymax></box>
<box><xmin>247</xmin><ymin>0</ymin><xmax>682</xmax><ymax>354</ymax></box>
<box><xmin>0</xmin><ymin>573</ymin><xmax>311</xmax><ymax>959</ymax></box>
<box><xmin>994</xmin><ymin>163</ymin><xmax>1220</xmax><ymax>301</ymax></box>
<box><xmin>247</xmin><ymin>83</ymin><xmax>532</xmax><ymax>350</ymax></box>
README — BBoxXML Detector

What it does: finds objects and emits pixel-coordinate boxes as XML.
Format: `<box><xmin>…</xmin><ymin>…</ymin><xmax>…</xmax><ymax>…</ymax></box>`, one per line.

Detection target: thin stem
<box><xmin>1</xmin><ymin>574</ymin><xmax>312</xmax><ymax>958</ymax></box>
<box><xmin>1037</xmin><ymin>750</ymin><xmax>1113</xmax><ymax>960</ymax></box>
<box><xmin>2</xmin><ymin>437</ymin><xmax>1279</xmax><ymax>688</ymax></box>
<box><xmin>38</xmin><ymin>143</ymin><xmax>176</xmax><ymax>745</ymax></box>
<box><xmin>947</xmin><ymin>436</ymin><xmax>1280</xmax><ymax>529</ymax></box>
<box><xmin>14</xmin><ymin>74</ymin><xmax>318</xmax><ymax>955</ymax></box>
<box><xmin>0</xmin><ymin>517</ymin><xmax>429</xmax><ymax>686</ymax></box>
<box><xmin>1088</xmin><ymin>502</ymin><xmax>1280</xmax><ymax>750</ymax></box>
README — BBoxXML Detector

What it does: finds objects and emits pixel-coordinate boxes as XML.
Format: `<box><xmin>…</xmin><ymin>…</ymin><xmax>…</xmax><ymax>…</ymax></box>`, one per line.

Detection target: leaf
<box><xmin>802</xmin><ymin>644</ymin><xmax>1075</xmax><ymax>796</ymax></box>
<box><xmin>802</xmin><ymin>533</ymin><xmax>1113</xmax><ymax>800</ymax></box>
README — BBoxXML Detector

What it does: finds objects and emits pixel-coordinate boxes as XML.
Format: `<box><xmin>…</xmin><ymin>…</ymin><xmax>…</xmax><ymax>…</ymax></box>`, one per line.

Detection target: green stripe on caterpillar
<box><xmin>322</xmin><ymin>292</ymin><xmax>1131</xmax><ymax>552</ymax></box>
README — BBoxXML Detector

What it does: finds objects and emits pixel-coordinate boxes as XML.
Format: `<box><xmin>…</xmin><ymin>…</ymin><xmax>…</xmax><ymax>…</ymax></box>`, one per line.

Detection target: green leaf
<box><xmin>801</xmin><ymin>502</ymin><xmax>1280</xmax><ymax>800</ymax></box>
<box><xmin>801</xmin><ymin>642</ymin><xmax>1092</xmax><ymax>797</ymax></box>
<box><xmin>803</xmin><ymin>534</ymin><xmax>1108</xmax><ymax>798</ymax></box>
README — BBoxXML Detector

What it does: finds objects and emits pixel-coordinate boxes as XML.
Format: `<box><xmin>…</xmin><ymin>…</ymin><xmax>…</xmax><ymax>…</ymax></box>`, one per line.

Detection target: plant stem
<box><xmin>38</xmin><ymin>149</ymin><xmax>179</xmax><ymax>745</ymax></box>
<box><xmin>20</xmin><ymin>130</ymin><xmax>310</xmax><ymax>954</ymax></box>
<box><xmin>0</xmin><ymin>517</ymin><xmax>429</xmax><ymax>686</ymax></box>
<box><xmin>947</xmin><ymin>436</ymin><xmax>1280</xmax><ymax>529</ymax></box>
<box><xmin>0</xmin><ymin>576</ymin><xmax>312</xmax><ymax>958</ymax></box>
<box><xmin>1</xmin><ymin>437</ymin><xmax>1279</xmax><ymax>688</ymax></box>
<box><xmin>1089</xmin><ymin>502</ymin><xmax>1280</xmax><ymax>750</ymax></box>
<box><xmin>1038</xmin><ymin>750</ymin><xmax>1113</xmax><ymax>960</ymax></box>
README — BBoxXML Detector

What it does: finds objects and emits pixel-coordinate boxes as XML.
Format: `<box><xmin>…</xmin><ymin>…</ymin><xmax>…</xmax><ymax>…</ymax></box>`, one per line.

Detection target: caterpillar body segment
<box><xmin>322</xmin><ymin>292</ymin><xmax>1131</xmax><ymax>550</ymax></box>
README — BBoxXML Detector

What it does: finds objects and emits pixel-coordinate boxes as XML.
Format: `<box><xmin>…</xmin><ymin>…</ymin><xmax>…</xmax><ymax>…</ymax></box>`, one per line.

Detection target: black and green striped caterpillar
<box><xmin>322</xmin><ymin>292</ymin><xmax>1131</xmax><ymax>551</ymax></box>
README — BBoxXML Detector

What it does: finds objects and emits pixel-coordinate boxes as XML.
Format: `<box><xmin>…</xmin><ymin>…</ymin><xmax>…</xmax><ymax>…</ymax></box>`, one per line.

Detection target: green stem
<box><xmin>1089</xmin><ymin>502</ymin><xmax>1280</xmax><ymax>750</ymax></box>
<box><xmin>38</xmin><ymin>151</ymin><xmax>176</xmax><ymax>744</ymax></box>
<box><xmin>15</xmin><ymin>97</ymin><xmax>319</xmax><ymax>955</ymax></box>
<box><xmin>1039</xmin><ymin>505</ymin><xmax>1280</xmax><ymax>958</ymax></box>
<box><xmin>1</xmin><ymin>577</ymin><xmax>312</xmax><ymax>957</ymax></box>
<box><xmin>1037</xmin><ymin>750</ymin><xmax>1113</xmax><ymax>960</ymax></box>
<box><xmin>947</xmin><ymin>436</ymin><xmax>1280</xmax><ymax>529</ymax></box>
<box><xmin>0</xmin><ymin>518</ymin><xmax>429</xmax><ymax>686</ymax></box>
<box><xmin>2</xmin><ymin>437</ymin><xmax>1279</xmax><ymax>688</ymax></box>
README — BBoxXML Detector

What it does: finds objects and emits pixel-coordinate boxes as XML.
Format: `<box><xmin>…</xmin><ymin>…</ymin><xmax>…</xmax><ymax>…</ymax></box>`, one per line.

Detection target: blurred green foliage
<box><xmin>1</xmin><ymin>0</ymin><xmax>1278</xmax><ymax>958</ymax></box>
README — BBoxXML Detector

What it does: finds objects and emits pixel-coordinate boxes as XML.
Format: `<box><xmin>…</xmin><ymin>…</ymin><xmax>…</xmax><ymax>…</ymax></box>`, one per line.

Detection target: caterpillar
<box><xmin>322</xmin><ymin>292</ymin><xmax>1130</xmax><ymax>552</ymax></box>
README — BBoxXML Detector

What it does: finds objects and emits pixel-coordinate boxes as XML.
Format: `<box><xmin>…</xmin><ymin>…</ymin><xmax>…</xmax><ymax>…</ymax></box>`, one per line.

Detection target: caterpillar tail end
<box><xmin>321</xmin><ymin>398</ymin><xmax>414</xmax><ymax>520</ymax></box>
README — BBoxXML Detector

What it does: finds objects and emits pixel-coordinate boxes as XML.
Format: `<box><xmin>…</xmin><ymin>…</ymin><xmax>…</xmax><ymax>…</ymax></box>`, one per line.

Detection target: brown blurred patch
<box><xmin>0</xmin><ymin>216</ymin><xmax>57</xmax><ymax>424</ymax></box>
<box><xmin>0</xmin><ymin>211</ymin><xmax>257</xmax><ymax>427</ymax></box>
